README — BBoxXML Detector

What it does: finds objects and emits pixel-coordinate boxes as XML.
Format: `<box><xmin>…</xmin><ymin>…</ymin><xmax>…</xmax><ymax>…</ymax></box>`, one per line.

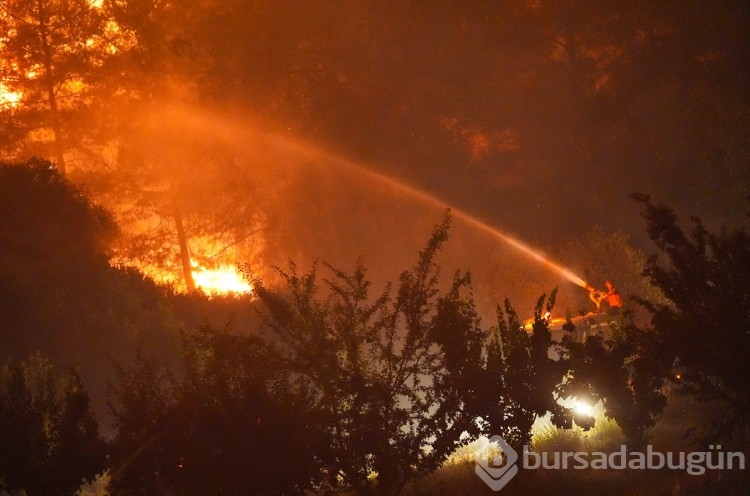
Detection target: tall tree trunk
<box><xmin>38</xmin><ymin>1</ymin><xmax>66</xmax><ymax>174</ymax></box>
<box><xmin>45</xmin><ymin>83</ymin><xmax>67</xmax><ymax>175</ymax></box>
<box><xmin>172</xmin><ymin>203</ymin><xmax>196</xmax><ymax>292</ymax></box>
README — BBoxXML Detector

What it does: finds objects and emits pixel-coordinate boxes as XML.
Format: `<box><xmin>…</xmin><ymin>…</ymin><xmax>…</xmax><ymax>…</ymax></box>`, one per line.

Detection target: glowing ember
<box><xmin>191</xmin><ymin>264</ymin><xmax>252</xmax><ymax>295</ymax></box>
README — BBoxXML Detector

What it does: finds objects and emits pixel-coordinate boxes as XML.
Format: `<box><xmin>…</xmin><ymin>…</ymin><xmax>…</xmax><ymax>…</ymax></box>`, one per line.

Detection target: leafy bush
<box><xmin>0</xmin><ymin>354</ymin><xmax>106</xmax><ymax>496</ymax></box>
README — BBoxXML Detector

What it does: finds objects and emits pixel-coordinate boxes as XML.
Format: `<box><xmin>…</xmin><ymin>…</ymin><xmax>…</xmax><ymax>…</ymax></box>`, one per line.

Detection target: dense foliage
<box><xmin>0</xmin><ymin>158</ymin><xmax>116</xmax><ymax>360</ymax></box>
<box><xmin>2</xmin><ymin>158</ymin><xmax>749</xmax><ymax>495</ymax></box>
<box><xmin>635</xmin><ymin>194</ymin><xmax>750</xmax><ymax>440</ymax></box>
<box><xmin>0</xmin><ymin>158</ymin><xmax>182</xmax><ymax>441</ymax></box>
<box><xmin>103</xmin><ymin>214</ymin><xmax>584</xmax><ymax>495</ymax></box>
<box><xmin>1</xmin><ymin>158</ymin><xmax>748</xmax><ymax>495</ymax></box>
<box><xmin>0</xmin><ymin>355</ymin><xmax>106</xmax><ymax>495</ymax></box>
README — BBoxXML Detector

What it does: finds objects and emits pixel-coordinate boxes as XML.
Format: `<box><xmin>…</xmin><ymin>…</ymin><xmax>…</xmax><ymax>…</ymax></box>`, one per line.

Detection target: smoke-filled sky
<box><xmin>196</xmin><ymin>0</ymin><xmax>749</xmax><ymax>246</ymax></box>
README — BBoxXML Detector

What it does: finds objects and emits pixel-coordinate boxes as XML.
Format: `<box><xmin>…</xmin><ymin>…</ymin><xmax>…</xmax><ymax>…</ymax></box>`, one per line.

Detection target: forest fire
<box><xmin>127</xmin><ymin>261</ymin><xmax>252</xmax><ymax>295</ymax></box>
<box><xmin>1</xmin><ymin>1</ymin><xmax>748</xmax><ymax>494</ymax></box>
<box><xmin>191</xmin><ymin>263</ymin><xmax>252</xmax><ymax>295</ymax></box>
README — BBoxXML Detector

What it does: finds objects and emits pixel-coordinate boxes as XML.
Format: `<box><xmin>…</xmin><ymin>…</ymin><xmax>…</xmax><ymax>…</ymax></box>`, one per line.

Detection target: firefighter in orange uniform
<box><xmin>603</xmin><ymin>279</ymin><xmax>623</xmax><ymax>314</ymax></box>
<box><xmin>587</xmin><ymin>279</ymin><xmax>623</xmax><ymax>316</ymax></box>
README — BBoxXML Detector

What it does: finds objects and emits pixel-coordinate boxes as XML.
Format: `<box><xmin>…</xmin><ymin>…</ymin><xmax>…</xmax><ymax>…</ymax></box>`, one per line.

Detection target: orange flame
<box><xmin>0</xmin><ymin>84</ymin><xmax>22</xmax><ymax>108</ymax></box>
<box><xmin>191</xmin><ymin>264</ymin><xmax>252</xmax><ymax>295</ymax></box>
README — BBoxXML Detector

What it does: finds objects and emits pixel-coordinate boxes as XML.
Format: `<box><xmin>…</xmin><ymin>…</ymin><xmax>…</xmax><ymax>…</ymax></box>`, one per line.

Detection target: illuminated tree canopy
<box><xmin>0</xmin><ymin>0</ymin><xmax>107</xmax><ymax>172</ymax></box>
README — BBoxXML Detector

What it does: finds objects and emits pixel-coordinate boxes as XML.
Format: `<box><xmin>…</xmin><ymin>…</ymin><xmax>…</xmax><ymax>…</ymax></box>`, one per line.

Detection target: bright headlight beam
<box><xmin>573</xmin><ymin>400</ymin><xmax>593</xmax><ymax>417</ymax></box>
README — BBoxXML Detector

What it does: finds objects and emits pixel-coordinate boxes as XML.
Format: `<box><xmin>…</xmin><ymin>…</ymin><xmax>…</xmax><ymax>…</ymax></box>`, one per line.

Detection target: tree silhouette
<box><xmin>635</xmin><ymin>194</ymin><xmax>750</xmax><ymax>440</ymax></box>
<box><xmin>558</xmin><ymin>315</ymin><xmax>669</xmax><ymax>446</ymax></box>
<box><xmin>0</xmin><ymin>157</ymin><xmax>182</xmax><ymax>427</ymax></box>
<box><xmin>0</xmin><ymin>158</ymin><xmax>116</xmax><ymax>359</ymax></box>
<box><xmin>107</xmin><ymin>326</ymin><xmax>324</xmax><ymax>496</ymax></box>
<box><xmin>558</xmin><ymin>195</ymin><xmax>750</xmax><ymax>446</ymax></box>
<box><xmin>465</xmin><ymin>292</ymin><xmax>575</xmax><ymax>450</ymax></box>
<box><xmin>252</xmin><ymin>215</ymin><xmax>469</xmax><ymax>494</ymax></box>
<box><xmin>252</xmin><ymin>213</ymin><xmax>578</xmax><ymax>493</ymax></box>
<box><xmin>0</xmin><ymin>355</ymin><xmax>106</xmax><ymax>496</ymax></box>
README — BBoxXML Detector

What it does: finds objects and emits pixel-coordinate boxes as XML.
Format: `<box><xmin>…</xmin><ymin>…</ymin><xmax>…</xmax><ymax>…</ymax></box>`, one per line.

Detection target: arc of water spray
<box><xmin>344</xmin><ymin>166</ymin><xmax>590</xmax><ymax>289</ymax></box>
<box><xmin>453</xmin><ymin>214</ymin><xmax>589</xmax><ymax>288</ymax></box>
<box><xmin>158</xmin><ymin>103</ymin><xmax>589</xmax><ymax>289</ymax></box>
